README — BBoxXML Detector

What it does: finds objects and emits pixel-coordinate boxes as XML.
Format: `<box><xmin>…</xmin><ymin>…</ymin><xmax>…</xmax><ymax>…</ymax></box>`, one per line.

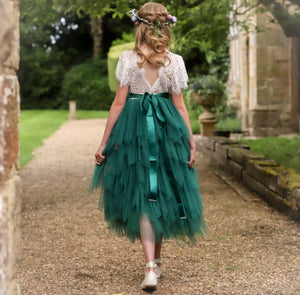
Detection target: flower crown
<box><xmin>129</xmin><ymin>9</ymin><xmax>177</xmax><ymax>27</ymax></box>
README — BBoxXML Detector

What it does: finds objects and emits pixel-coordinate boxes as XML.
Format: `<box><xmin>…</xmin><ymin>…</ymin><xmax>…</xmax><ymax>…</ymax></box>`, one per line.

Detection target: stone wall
<box><xmin>250</xmin><ymin>12</ymin><xmax>293</xmax><ymax>136</ymax></box>
<box><xmin>0</xmin><ymin>0</ymin><xmax>21</xmax><ymax>294</ymax></box>
<box><xmin>227</xmin><ymin>1</ymin><xmax>299</xmax><ymax>136</ymax></box>
<box><xmin>196</xmin><ymin>136</ymin><xmax>300</xmax><ymax>221</ymax></box>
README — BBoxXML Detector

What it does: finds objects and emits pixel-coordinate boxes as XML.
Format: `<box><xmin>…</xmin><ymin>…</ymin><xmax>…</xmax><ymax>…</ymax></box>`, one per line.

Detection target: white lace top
<box><xmin>115</xmin><ymin>50</ymin><xmax>189</xmax><ymax>95</ymax></box>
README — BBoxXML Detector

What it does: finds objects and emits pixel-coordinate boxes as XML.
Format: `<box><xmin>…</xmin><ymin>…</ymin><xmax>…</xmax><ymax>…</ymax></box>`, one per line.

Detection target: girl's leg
<box><xmin>139</xmin><ymin>215</ymin><xmax>160</xmax><ymax>289</ymax></box>
<box><xmin>154</xmin><ymin>234</ymin><xmax>163</xmax><ymax>260</ymax></box>
<box><xmin>139</xmin><ymin>214</ymin><xmax>156</xmax><ymax>272</ymax></box>
<box><xmin>154</xmin><ymin>234</ymin><xmax>163</xmax><ymax>278</ymax></box>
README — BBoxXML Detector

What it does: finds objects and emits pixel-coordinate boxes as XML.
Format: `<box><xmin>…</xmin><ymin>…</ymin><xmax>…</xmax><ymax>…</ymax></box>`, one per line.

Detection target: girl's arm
<box><xmin>95</xmin><ymin>84</ymin><xmax>128</xmax><ymax>165</ymax></box>
<box><xmin>172</xmin><ymin>91</ymin><xmax>196</xmax><ymax>168</ymax></box>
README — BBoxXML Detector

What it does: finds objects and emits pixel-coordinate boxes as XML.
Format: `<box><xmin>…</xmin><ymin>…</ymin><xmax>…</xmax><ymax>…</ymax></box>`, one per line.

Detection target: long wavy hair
<box><xmin>135</xmin><ymin>2</ymin><xmax>171</xmax><ymax>68</ymax></box>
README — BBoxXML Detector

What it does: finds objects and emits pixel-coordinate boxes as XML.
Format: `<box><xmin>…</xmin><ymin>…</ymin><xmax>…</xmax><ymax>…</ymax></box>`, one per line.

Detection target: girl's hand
<box><xmin>95</xmin><ymin>145</ymin><xmax>106</xmax><ymax>165</ymax></box>
<box><xmin>188</xmin><ymin>138</ymin><xmax>196</xmax><ymax>168</ymax></box>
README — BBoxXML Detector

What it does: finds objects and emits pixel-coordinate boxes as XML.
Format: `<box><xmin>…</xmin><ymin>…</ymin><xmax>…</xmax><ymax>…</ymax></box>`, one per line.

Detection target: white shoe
<box><xmin>154</xmin><ymin>258</ymin><xmax>161</xmax><ymax>278</ymax></box>
<box><xmin>141</xmin><ymin>261</ymin><xmax>158</xmax><ymax>290</ymax></box>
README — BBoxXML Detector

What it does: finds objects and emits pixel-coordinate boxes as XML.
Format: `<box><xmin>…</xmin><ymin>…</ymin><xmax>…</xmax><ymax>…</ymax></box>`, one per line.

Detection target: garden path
<box><xmin>15</xmin><ymin>119</ymin><xmax>300</xmax><ymax>295</ymax></box>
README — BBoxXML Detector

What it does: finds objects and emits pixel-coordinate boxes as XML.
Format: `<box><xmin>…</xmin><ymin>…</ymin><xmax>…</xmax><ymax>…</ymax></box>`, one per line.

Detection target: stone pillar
<box><xmin>69</xmin><ymin>100</ymin><xmax>77</xmax><ymax>120</ymax></box>
<box><xmin>0</xmin><ymin>1</ymin><xmax>21</xmax><ymax>295</ymax></box>
<box><xmin>228</xmin><ymin>3</ymin><xmax>298</xmax><ymax>136</ymax></box>
<box><xmin>247</xmin><ymin>11</ymin><xmax>293</xmax><ymax>136</ymax></box>
<box><xmin>198</xmin><ymin>109</ymin><xmax>217</xmax><ymax>137</ymax></box>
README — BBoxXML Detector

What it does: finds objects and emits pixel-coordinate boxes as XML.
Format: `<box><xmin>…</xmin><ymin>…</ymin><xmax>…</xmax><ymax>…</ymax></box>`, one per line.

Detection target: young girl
<box><xmin>90</xmin><ymin>2</ymin><xmax>206</xmax><ymax>290</ymax></box>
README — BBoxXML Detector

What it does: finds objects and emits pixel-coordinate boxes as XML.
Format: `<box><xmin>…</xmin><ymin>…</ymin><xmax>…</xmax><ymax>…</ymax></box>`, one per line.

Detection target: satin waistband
<box><xmin>128</xmin><ymin>92</ymin><xmax>169</xmax><ymax>100</ymax></box>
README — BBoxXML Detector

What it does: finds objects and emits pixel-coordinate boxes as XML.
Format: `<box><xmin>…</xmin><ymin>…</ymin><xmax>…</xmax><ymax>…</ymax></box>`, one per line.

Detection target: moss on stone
<box><xmin>213</xmin><ymin>137</ymin><xmax>237</xmax><ymax>145</ymax></box>
<box><xmin>277</xmin><ymin>168</ymin><xmax>300</xmax><ymax>192</ymax></box>
<box><xmin>252</xmin><ymin>159</ymin><xmax>279</xmax><ymax>167</ymax></box>
<box><xmin>228</xmin><ymin>146</ymin><xmax>265</xmax><ymax>165</ymax></box>
<box><xmin>283</xmin><ymin>198</ymin><xmax>296</xmax><ymax>209</ymax></box>
<box><xmin>246</xmin><ymin>150</ymin><xmax>266</xmax><ymax>159</ymax></box>
<box><xmin>259</xmin><ymin>164</ymin><xmax>300</xmax><ymax>194</ymax></box>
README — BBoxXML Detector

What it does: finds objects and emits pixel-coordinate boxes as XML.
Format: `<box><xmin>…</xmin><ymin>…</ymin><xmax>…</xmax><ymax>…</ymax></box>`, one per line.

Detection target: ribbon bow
<box><xmin>140</xmin><ymin>92</ymin><xmax>166</xmax><ymax>125</ymax></box>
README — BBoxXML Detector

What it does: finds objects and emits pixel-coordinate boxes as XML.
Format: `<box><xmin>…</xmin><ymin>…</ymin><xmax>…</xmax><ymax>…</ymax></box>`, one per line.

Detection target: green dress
<box><xmin>90</xmin><ymin>50</ymin><xmax>206</xmax><ymax>242</ymax></box>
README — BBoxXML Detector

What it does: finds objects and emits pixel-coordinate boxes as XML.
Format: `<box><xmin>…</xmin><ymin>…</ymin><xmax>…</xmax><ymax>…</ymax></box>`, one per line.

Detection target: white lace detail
<box><xmin>115</xmin><ymin>50</ymin><xmax>189</xmax><ymax>94</ymax></box>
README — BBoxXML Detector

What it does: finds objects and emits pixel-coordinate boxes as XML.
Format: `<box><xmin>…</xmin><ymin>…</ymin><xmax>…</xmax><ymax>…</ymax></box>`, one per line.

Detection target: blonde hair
<box><xmin>134</xmin><ymin>2</ymin><xmax>171</xmax><ymax>68</ymax></box>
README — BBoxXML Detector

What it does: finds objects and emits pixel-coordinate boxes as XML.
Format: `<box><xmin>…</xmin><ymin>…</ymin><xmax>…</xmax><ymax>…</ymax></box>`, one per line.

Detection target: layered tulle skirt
<box><xmin>89</xmin><ymin>92</ymin><xmax>206</xmax><ymax>242</ymax></box>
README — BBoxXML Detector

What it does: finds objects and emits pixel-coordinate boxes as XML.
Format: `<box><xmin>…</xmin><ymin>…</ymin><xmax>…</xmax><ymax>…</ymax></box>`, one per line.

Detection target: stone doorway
<box><xmin>291</xmin><ymin>37</ymin><xmax>300</xmax><ymax>133</ymax></box>
<box><xmin>297</xmin><ymin>38</ymin><xmax>300</xmax><ymax>121</ymax></box>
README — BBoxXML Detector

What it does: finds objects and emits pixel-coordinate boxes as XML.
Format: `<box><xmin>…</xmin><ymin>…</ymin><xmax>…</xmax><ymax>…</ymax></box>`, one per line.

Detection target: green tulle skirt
<box><xmin>89</xmin><ymin>92</ymin><xmax>207</xmax><ymax>242</ymax></box>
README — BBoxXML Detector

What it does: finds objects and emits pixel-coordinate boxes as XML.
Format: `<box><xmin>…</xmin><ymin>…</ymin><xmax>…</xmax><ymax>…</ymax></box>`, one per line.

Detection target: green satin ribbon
<box><xmin>129</xmin><ymin>92</ymin><xmax>186</xmax><ymax>219</ymax></box>
<box><xmin>130</xmin><ymin>92</ymin><xmax>168</xmax><ymax>201</ymax></box>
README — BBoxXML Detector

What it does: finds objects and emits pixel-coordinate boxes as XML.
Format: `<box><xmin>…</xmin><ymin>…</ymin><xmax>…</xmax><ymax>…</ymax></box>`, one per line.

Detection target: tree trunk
<box><xmin>91</xmin><ymin>17</ymin><xmax>103</xmax><ymax>58</ymax></box>
<box><xmin>259</xmin><ymin>0</ymin><xmax>300</xmax><ymax>37</ymax></box>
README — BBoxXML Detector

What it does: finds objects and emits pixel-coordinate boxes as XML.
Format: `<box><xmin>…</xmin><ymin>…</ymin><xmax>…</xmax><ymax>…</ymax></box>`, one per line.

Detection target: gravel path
<box><xmin>15</xmin><ymin>119</ymin><xmax>300</xmax><ymax>295</ymax></box>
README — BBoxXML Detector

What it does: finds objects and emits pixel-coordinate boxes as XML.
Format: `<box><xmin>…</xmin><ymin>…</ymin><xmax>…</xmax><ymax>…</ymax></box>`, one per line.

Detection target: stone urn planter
<box><xmin>192</xmin><ymin>93</ymin><xmax>218</xmax><ymax>136</ymax></box>
<box><xmin>191</xmin><ymin>76</ymin><xmax>225</xmax><ymax>137</ymax></box>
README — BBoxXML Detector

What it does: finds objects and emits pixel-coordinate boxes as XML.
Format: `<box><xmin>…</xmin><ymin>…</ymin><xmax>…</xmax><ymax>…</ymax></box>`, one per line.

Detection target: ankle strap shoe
<box><xmin>141</xmin><ymin>261</ymin><xmax>158</xmax><ymax>290</ymax></box>
<box><xmin>154</xmin><ymin>258</ymin><xmax>161</xmax><ymax>278</ymax></box>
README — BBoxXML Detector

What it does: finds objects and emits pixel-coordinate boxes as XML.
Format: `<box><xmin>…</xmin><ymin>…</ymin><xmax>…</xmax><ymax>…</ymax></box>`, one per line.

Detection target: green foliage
<box><xmin>19</xmin><ymin>0</ymin><xmax>132</xmax><ymax>109</ymax></box>
<box><xmin>191</xmin><ymin>119</ymin><xmax>201</xmax><ymax>134</ymax></box>
<box><xmin>111</xmin><ymin>32</ymin><xmax>135</xmax><ymax>46</ymax></box>
<box><xmin>20</xmin><ymin>45</ymin><xmax>67</xmax><ymax>109</ymax></box>
<box><xmin>107</xmin><ymin>42</ymin><xmax>135</xmax><ymax>91</ymax></box>
<box><xmin>215</xmin><ymin>104</ymin><xmax>237</xmax><ymax>121</ymax></box>
<box><xmin>19</xmin><ymin>11</ymin><xmax>65</xmax><ymax>109</ymax></box>
<box><xmin>19</xmin><ymin>0</ymin><xmax>232</xmax><ymax>109</ymax></box>
<box><xmin>239</xmin><ymin>136</ymin><xmax>300</xmax><ymax>173</ymax></box>
<box><xmin>172</xmin><ymin>0</ymin><xmax>231</xmax><ymax>80</ymax></box>
<box><xmin>205</xmin><ymin>42</ymin><xmax>230</xmax><ymax>80</ymax></box>
<box><xmin>59</xmin><ymin>58</ymin><xmax>114</xmax><ymax>110</ymax></box>
<box><xmin>59</xmin><ymin>0</ymin><xmax>112</xmax><ymax>19</ymax></box>
<box><xmin>102</xmin><ymin>14</ymin><xmax>133</xmax><ymax>54</ymax></box>
<box><xmin>214</xmin><ymin>101</ymin><xmax>240</xmax><ymax>132</ymax></box>
<box><xmin>20</xmin><ymin>1</ymin><xmax>94</xmax><ymax>109</ymax></box>
<box><xmin>188</xmin><ymin>75</ymin><xmax>226</xmax><ymax>118</ymax></box>
<box><xmin>191</xmin><ymin>75</ymin><xmax>225</xmax><ymax>97</ymax></box>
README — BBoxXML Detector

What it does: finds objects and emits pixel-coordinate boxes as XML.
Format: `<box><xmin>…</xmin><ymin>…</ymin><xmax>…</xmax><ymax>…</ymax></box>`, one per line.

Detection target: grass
<box><xmin>190</xmin><ymin>114</ymin><xmax>300</xmax><ymax>173</ymax></box>
<box><xmin>20</xmin><ymin>110</ymin><xmax>69</xmax><ymax>167</ymax></box>
<box><xmin>190</xmin><ymin>117</ymin><xmax>241</xmax><ymax>134</ymax></box>
<box><xmin>239</xmin><ymin>136</ymin><xmax>300</xmax><ymax>173</ymax></box>
<box><xmin>216</xmin><ymin>117</ymin><xmax>241</xmax><ymax>132</ymax></box>
<box><xmin>191</xmin><ymin>119</ymin><xmax>201</xmax><ymax>134</ymax></box>
<box><xmin>23</xmin><ymin>110</ymin><xmax>298</xmax><ymax>174</ymax></box>
<box><xmin>20</xmin><ymin>110</ymin><xmax>109</xmax><ymax>167</ymax></box>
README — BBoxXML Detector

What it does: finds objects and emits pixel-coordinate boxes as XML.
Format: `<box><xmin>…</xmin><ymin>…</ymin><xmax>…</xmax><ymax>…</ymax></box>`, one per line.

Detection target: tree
<box><xmin>259</xmin><ymin>0</ymin><xmax>300</xmax><ymax>37</ymax></box>
<box><xmin>19</xmin><ymin>0</ymin><xmax>93</xmax><ymax>108</ymax></box>
<box><xmin>56</xmin><ymin>0</ymin><xmax>112</xmax><ymax>57</ymax></box>
<box><xmin>20</xmin><ymin>0</ymin><xmax>112</xmax><ymax>58</ymax></box>
<box><xmin>19</xmin><ymin>0</ymin><xmax>133</xmax><ymax>108</ymax></box>
<box><xmin>233</xmin><ymin>0</ymin><xmax>300</xmax><ymax>37</ymax></box>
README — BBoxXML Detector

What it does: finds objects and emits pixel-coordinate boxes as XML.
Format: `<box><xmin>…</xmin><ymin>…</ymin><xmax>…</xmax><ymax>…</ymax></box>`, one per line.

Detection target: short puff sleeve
<box><xmin>115</xmin><ymin>51</ymin><xmax>130</xmax><ymax>87</ymax></box>
<box><xmin>171</xmin><ymin>55</ymin><xmax>189</xmax><ymax>94</ymax></box>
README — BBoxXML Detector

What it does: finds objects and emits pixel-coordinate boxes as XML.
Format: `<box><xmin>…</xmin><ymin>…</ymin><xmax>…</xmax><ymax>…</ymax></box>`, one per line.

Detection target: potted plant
<box><xmin>190</xmin><ymin>75</ymin><xmax>225</xmax><ymax>137</ymax></box>
<box><xmin>190</xmin><ymin>75</ymin><xmax>225</xmax><ymax>109</ymax></box>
